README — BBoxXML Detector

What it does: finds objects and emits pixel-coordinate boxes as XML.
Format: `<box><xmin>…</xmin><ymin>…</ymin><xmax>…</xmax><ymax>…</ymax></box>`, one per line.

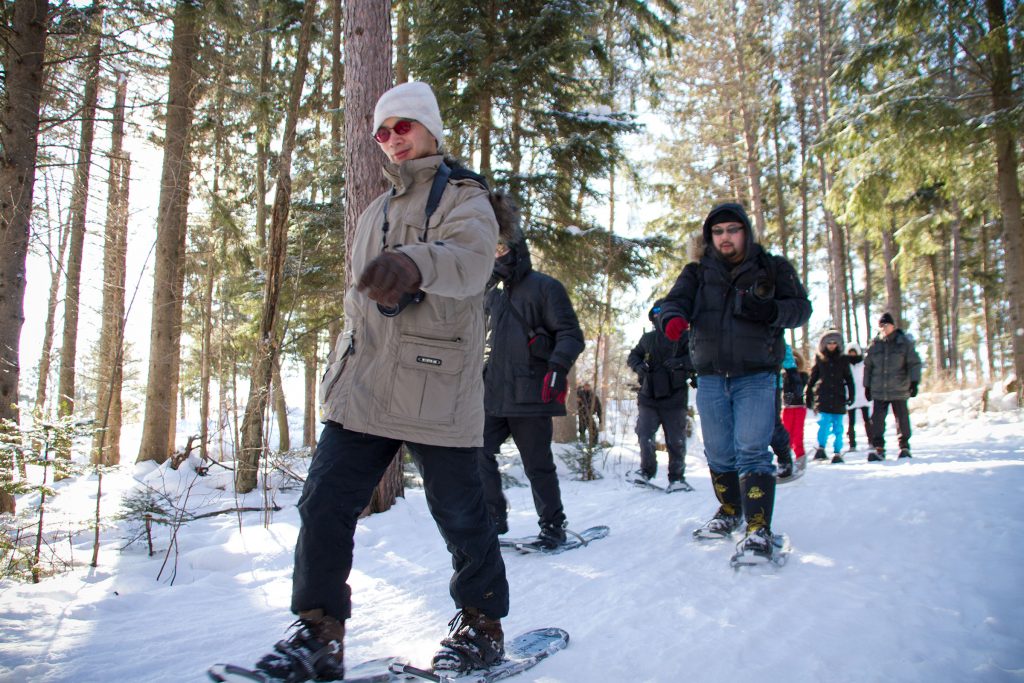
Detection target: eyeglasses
<box><xmin>373</xmin><ymin>119</ymin><xmax>415</xmax><ymax>143</ymax></box>
<box><xmin>710</xmin><ymin>226</ymin><xmax>743</xmax><ymax>236</ymax></box>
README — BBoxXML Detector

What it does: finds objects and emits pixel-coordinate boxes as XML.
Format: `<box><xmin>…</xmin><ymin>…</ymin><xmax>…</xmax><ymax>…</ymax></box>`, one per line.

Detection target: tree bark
<box><xmin>272</xmin><ymin>355</ymin><xmax>290</xmax><ymax>452</ymax></box>
<box><xmin>92</xmin><ymin>73</ymin><xmax>130</xmax><ymax>466</ymax></box>
<box><xmin>345</xmin><ymin>0</ymin><xmax>401</xmax><ymax>513</ymax></box>
<box><xmin>236</xmin><ymin>0</ymin><xmax>319</xmax><ymax>493</ymax></box>
<box><xmin>137</xmin><ymin>0</ymin><xmax>201</xmax><ymax>464</ymax></box>
<box><xmin>985</xmin><ymin>0</ymin><xmax>1024</xmax><ymax>404</ymax></box>
<box><xmin>303</xmin><ymin>340</ymin><xmax>318</xmax><ymax>448</ymax></box>
<box><xmin>881</xmin><ymin>219</ymin><xmax>903</xmax><ymax>326</ymax></box>
<box><xmin>927</xmin><ymin>253</ymin><xmax>948</xmax><ymax>376</ymax></box>
<box><xmin>0</xmin><ymin>0</ymin><xmax>48</xmax><ymax>514</ymax></box>
<box><xmin>56</xmin><ymin>4</ymin><xmax>103</xmax><ymax>421</ymax></box>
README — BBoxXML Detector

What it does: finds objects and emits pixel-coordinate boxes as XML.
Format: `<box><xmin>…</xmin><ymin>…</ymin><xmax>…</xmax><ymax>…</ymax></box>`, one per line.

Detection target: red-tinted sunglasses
<box><xmin>373</xmin><ymin>119</ymin><xmax>415</xmax><ymax>143</ymax></box>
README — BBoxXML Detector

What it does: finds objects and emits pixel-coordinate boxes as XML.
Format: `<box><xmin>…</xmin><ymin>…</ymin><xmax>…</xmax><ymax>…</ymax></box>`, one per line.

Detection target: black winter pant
<box><xmin>847</xmin><ymin>406</ymin><xmax>871</xmax><ymax>447</ymax></box>
<box><xmin>577</xmin><ymin>412</ymin><xmax>599</xmax><ymax>446</ymax></box>
<box><xmin>292</xmin><ymin>422</ymin><xmax>509</xmax><ymax>622</ymax></box>
<box><xmin>870</xmin><ymin>400</ymin><xmax>911</xmax><ymax>451</ymax></box>
<box><xmin>477</xmin><ymin>415</ymin><xmax>566</xmax><ymax>531</ymax></box>
<box><xmin>635</xmin><ymin>403</ymin><xmax>687</xmax><ymax>482</ymax></box>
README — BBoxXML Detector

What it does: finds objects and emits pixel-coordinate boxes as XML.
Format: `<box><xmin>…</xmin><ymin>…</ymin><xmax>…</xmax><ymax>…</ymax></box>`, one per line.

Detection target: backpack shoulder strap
<box><xmin>421</xmin><ymin>161</ymin><xmax>452</xmax><ymax>242</ymax></box>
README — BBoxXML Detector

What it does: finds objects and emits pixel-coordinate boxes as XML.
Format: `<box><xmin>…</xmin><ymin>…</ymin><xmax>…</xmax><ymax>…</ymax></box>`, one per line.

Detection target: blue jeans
<box><xmin>817</xmin><ymin>412</ymin><xmax>845</xmax><ymax>453</ymax></box>
<box><xmin>695</xmin><ymin>372</ymin><xmax>777</xmax><ymax>476</ymax></box>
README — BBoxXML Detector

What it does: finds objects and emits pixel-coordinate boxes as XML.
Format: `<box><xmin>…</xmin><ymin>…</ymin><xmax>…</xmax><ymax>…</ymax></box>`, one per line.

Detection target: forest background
<box><xmin>0</xmin><ymin>0</ymin><xmax>1022</xmax><ymax>517</ymax></box>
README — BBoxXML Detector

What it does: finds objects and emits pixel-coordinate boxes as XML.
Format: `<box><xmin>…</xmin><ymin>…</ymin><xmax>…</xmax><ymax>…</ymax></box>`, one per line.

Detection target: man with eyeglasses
<box><xmin>248</xmin><ymin>81</ymin><xmax>510</xmax><ymax>682</ymax></box>
<box><xmin>654</xmin><ymin>202</ymin><xmax>811</xmax><ymax>566</ymax></box>
<box><xmin>863</xmin><ymin>312</ymin><xmax>922</xmax><ymax>461</ymax></box>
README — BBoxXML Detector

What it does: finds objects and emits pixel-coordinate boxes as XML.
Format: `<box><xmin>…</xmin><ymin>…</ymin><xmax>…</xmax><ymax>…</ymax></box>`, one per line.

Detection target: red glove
<box><xmin>541</xmin><ymin>364</ymin><xmax>569</xmax><ymax>404</ymax></box>
<box><xmin>357</xmin><ymin>251</ymin><xmax>422</xmax><ymax>307</ymax></box>
<box><xmin>664</xmin><ymin>316</ymin><xmax>689</xmax><ymax>342</ymax></box>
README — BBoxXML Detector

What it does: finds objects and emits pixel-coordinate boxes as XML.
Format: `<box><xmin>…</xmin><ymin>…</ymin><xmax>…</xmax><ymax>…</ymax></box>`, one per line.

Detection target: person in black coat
<box><xmin>655</xmin><ymin>202</ymin><xmax>811</xmax><ymax>564</ymax></box>
<box><xmin>625</xmin><ymin>303</ymin><xmax>694</xmax><ymax>492</ymax></box>
<box><xmin>477</xmin><ymin>227</ymin><xmax>585</xmax><ymax>548</ymax></box>
<box><xmin>805</xmin><ymin>329</ymin><xmax>855</xmax><ymax>463</ymax></box>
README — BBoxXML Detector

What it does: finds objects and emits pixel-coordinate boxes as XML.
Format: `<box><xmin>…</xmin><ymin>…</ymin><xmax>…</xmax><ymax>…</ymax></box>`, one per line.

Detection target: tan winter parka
<box><xmin>319</xmin><ymin>155</ymin><xmax>499</xmax><ymax>447</ymax></box>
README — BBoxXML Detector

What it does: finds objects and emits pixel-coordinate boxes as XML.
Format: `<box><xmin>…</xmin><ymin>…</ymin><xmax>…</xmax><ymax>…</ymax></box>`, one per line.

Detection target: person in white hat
<box><xmin>247</xmin><ymin>81</ymin><xmax>508</xmax><ymax>681</ymax></box>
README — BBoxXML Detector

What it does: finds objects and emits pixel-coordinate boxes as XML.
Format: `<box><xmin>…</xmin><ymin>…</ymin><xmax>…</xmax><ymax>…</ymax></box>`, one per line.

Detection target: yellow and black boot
<box><xmin>692</xmin><ymin>470</ymin><xmax>743</xmax><ymax>539</ymax></box>
<box><xmin>735</xmin><ymin>472</ymin><xmax>778</xmax><ymax>562</ymax></box>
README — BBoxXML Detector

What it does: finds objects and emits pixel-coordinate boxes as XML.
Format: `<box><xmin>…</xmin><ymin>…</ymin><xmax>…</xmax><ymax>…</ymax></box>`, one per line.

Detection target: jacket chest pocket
<box><xmin>388</xmin><ymin>334</ymin><xmax>464</xmax><ymax>424</ymax></box>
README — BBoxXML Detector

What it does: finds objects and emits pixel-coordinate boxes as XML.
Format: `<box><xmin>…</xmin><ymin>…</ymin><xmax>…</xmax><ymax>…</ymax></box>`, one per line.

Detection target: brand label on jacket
<box><xmin>416</xmin><ymin>355</ymin><xmax>443</xmax><ymax>367</ymax></box>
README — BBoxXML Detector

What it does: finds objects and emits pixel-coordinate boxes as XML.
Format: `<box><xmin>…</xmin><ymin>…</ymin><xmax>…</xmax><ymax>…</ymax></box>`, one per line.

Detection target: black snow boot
<box><xmin>812</xmin><ymin>446</ymin><xmax>828</xmax><ymax>461</ymax></box>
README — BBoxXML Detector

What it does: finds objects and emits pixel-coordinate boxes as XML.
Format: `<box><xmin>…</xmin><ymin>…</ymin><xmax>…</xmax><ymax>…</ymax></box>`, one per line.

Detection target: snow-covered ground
<box><xmin>1</xmin><ymin>389</ymin><xmax>1022</xmax><ymax>682</ymax></box>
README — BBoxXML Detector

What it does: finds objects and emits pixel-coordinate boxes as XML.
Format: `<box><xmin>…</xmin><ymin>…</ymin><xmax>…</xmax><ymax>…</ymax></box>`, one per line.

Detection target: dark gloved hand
<box><xmin>737</xmin><ymin>290</ymin><xmax>778</xmax><ymax>322</ymax></box>
<box><xmin>909</xmin><ymin>382</ymin><xmax>918</xmax><ymax>398</ymax></box>
<box><xmin>846</xmin><ymin>391</ymin><xmax>855</xmax><ymax>407</ymax></box>
<box><xmin>541</xmin><ymin>364</ymin><xmax>569</xmax><ymax>404</ymax></box>
<box><xmin>357</xmin><ymin>251</ymin><xmax>422</xmax><ymax>307</ymax></box>
<box><xmin>663</xmin><ymin>316</ymin><xmax>689</xmax><ymax>341</ymax></box>
<box><xmin>635</xmin><ymin>362</ymin><xmax>650</xmax><ymax>381</ymax></box>
<box><xmin>805</xmin><ymin>392</ymin><xmax>815</xmax><ymax>409</ymax></box>
<box><xmin>688</xmin><ymin>373</ymin><xmax>698</xmax><ymax>389</ymax></box>
<box><xmin>864</xmin><ymin>387</ymin><xmax>872</xmax><ymax>402</ymax></box>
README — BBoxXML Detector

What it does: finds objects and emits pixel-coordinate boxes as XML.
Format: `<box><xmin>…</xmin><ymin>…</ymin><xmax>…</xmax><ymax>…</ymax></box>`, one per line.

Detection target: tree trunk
<box><xmin>236</xmin><ymin>0</ymin><xmax>319</xmax><ymax>493</ymax></box>
<box><xmin>57</xmin><ymin>10</ymin><xmax>103</xmax><ymax>419</ymax></box>
<box><xmin>881</xmin><ymin>219</ymin><xmax>903</xmax><ymax>326</ymax></box>
<box><xmin>345</xmin><ymin>0</ymin><xmax>401</xmax><ymax>513</ymax></box>
<box><xmin>0</xmin><ymin>0</ymin><xmax>48</xmax><ymax>514</ymax></box>
<box><xmin>395</xmin><ymin>0</ymin><xmax>410</xmax><ymax>84</ymax></box>
<box><xmin>731</xmin><ymin>10</ymin><xmax>766</xmax><ymax>240</ymax></box>
<box><xmin>272</xmin><ymin>355</ymin><xmax>290</xmax><ymax>452</ymax></box>
<box><xmin>303</xmin><ymin>341</ymin><xmax>318</xmax><ymax>448</ymax></box>
<box><xmin>34</xmin><ymin>197</ymin><xmax>71</xmax><ymax>415</ymax></box>
<box><xmin>927</xmin><ymin>254</ymin><xmax>948</xmax><ymax>376</ymax></box>
<box><xmin>980</xmin><ymin>216</ymin><xmax>997</xmax><ymax>379</ymax></box>
<box><xmin>862</xmin><ymin>239</ymin><xmax>872</xmax><ymax>346</ymax></box>
<box><xmin>200</xmin><ymin>41</ymin><xmax>232</xmax><ymax>462</ymax></box>
<box><xmin>92</xmin><ymin>73</ymin><xmax>130</xmax><ymax>466</ymax></box>
<box><xmin>137</xmin><ymin>0</ymin><xmax>201</xmax><ymax>464</ymax></box>
<box><xmin>254</xmin><ymin>4</ymin><xmax>272</xmax><ymax>261</ymax></box>
<box><xmin>985</xmin><ymin>0</ymin><xmax>1024</xmax><ymax>404</ymax></box>
<box><xmin>949</xmin><ymin>199</ymin><xmax>965</xmax><ymax>380</ymax></box>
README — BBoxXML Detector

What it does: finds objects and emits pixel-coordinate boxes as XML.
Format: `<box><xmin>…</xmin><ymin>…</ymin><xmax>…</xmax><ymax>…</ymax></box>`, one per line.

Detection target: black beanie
<box><xmin>710</xmin><ymin>208</ymin><xmax>744</xmax><ymax>226</ymax></box>
<box><xmin>878</xmin><ymin>312</ymin><xmax>895</xmax><ymax>326</ymax></box>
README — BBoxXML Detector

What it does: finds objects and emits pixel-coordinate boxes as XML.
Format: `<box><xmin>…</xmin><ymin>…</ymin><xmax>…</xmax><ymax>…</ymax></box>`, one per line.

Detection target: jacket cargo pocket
<box><xmin>513</xmin><ymin>364</ymin><xmax>545</xmax><ymax>404</ymax></box>
<box><xmin>318</xmin><ymin>343</ymin><xmax>353</xmax><ymax>408</ymax></box>
<box><xmin>389</xmin><ymin>334</ymin><xmax>464</xmax><ymax>424</ymax></box>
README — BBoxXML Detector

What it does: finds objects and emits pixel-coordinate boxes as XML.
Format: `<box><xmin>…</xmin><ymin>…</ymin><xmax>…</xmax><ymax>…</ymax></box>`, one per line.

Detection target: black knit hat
<box><xmin>709</xmin><ymin>208</ymin><xmax>744</xmax><ymax>226</ymax></box>
<box><xmin>878</xmin><ymin>312</ymin><xmax>895</xmax><ymax>326</ymax></box>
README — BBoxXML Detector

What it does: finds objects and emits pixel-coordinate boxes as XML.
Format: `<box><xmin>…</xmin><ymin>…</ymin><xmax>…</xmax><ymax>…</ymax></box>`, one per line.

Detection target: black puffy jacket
<box><xmin>807</xmin><ymin>349</ymin><xmax>855</xmax><ymax>414</ymax></box>
<box><xmin>627</xmin><ymin>329</ymin><xmax>692</xmax><ymax>408</ymax></box>
<box><xmin>483</xmin><ymin>236</ymin><xmax>585</xmax><ymax>417</ymax></box>
<box><xmin>657</xmin><ymin>203</ymin><xmax>811</xmax><ymax>377</ymax></box>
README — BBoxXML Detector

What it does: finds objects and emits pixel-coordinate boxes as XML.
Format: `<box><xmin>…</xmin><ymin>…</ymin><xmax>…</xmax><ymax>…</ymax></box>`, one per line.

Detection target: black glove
<box><xmin>909</xmin><ymin>382</ymin><xmax>918</xmax><ymax>398</ymax></box>
<box><xmin>542</xmin><ymin>364</ymin><xmax>569</xmax><ymax>404</ymax></box>
<box><xmin>357</xmin><ymin>251</ymin><xmax>422</xmax><ymax>307</ymax></box>
<box><xmin>805</xmin><ymin>391</ymin><xmax>814</xmax><ymax>409</ymax></box>
<box><xmin>737</xmin><ymin>290</ymin><xmax>778</xmax><ymax>322</ymax></box>
<box><xmin>864</xmin><ymin>386</ymin><xmax>872</xmax><ymax>402</ymax></box>
<box><xmin>688</xmin><ymin>373</ymin><xmax>698</xmax><ymax>389</ymax></box>
<box><xmin>846</xmin><ymin>391</ymin><xmax>855</xmax><ymax>407</ymax></box>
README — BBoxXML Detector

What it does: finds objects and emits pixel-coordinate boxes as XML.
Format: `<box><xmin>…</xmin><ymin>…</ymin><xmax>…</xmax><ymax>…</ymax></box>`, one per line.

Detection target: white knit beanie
<box><xmin>373</xmin><ymin>81</ymin><xmax>444</xmax><ymax>148</ymax></box>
